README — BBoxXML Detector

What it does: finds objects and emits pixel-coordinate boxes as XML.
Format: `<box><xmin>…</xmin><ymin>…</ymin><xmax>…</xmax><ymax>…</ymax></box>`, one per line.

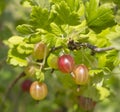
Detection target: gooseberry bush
<box><xmin>6</xmin><ymin>0</ymin><xmax>120</xmax><ymax>111</ymax></box>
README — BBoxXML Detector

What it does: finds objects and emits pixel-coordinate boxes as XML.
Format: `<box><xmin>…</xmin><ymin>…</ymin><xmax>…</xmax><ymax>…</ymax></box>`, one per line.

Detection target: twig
<box><xmin>0</xmin><ymin>72</ymin><xmax>25</xmax><ymax>111</ymax></box>
<box><xmin>48</xmin><ymin>40</ymin><xmax>114</xmax><ymax>55</ymax></box>
<box><xmin>68</xmin><ymin>40</ymin><xmax>114</xmax><ymax>53</ymax></box>
<box><xmin>50</xmin><ymin>46</ymin><xmax>63</xmax><ymax>52</ymax></box>
<box><xmin>3</xmin><ymin>72</ymin><xmax>25</xmax><ymax>101</ymax></box>
<box><xmin>84</xmin><ymin>43</ymin><xmax>114</xmax><ymax>53</ymax></box>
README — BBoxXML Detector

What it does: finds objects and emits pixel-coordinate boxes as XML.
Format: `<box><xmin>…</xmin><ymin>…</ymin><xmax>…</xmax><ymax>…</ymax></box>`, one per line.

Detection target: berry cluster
<box><xmin>23</xmin><ymin>42</ymin><xmax>89</xmax><ymax>101</ymax></box>
<box><xmin>58</xmin><ymin>54</ymin><xmax>89</xmax><ymax>85</ymax></box>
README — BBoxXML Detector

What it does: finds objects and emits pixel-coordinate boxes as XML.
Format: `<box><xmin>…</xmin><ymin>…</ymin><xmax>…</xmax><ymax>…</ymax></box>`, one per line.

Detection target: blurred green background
<box><xmin>0</xmin><ymin>0</ymin><xmax>120</xmax><ymax>112</ymax></box>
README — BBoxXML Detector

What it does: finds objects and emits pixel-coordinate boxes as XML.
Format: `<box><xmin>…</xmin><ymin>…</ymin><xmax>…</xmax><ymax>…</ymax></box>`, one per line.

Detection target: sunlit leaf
<box><xmin>7</xmin><ymin>36</ymin><xmax>24</xmax><ymax>46</ymax></box>
<box><xmin>30</xmin><ymin>6</ymin><xmax>50</xmax><ymax>29</ymax></box>
<box><xmin>17</xmin><ymin>42</ymin><xmax>34</xmax><ymax>54</ymax></box>
<box><xmin>7</xmin><ymin>48</ymin><xmax>28</xmax><ymax>67</ymax></box>
<box><xmin>65</xmin><ymin>0</ymin><xmax>80</xmax><ymax>12</ymax></box>
<box><xmin>28</xmin><ymin>33</ymin><xmax>42</xmax><ymax>43</ymax></box>
<box><xmin>89</xmin><ymin>69</ymin><xmax>103</xmax><ymax>76</ymax></box>
<box><xmin>53</xmin><ymin>1</ymin><xmax>80</xmax><ymax>25</ymax></box>
<box><xmin>98</xmin><ymin>54</ymin><xmax>107</xmax><ymax>68</ymax></box>
<box><xmin>41</xmin><ymin>33</ymin><xmax>57</xmax><ymax>47</ymax></box>
<box><xmin>85</xmin><ymin>0</ymin><xmax>115</xmax><ymax>32</ymax></box>
<box><xmin>50</xmin><ymin>23</ymin><xmax>63</xmax><ymax>36</ymax></box>
<box><xmin>107</xmin><ymin>25</ymin><xmax>120</xmax><ymax>50</ymax></box>
<box><xmin>16</xmin><ymin>24</ymin><xmax>34</xmax><ymax>35</ymax></box>
<box><xmin>35</xmin><ymin>70</ymin><xmax>45</xmax><ymax>82</ymax></box>
<box><xmin>96</xmin><ymin>86</ymin><xmax>110</xmax><ymax>100</ymax></box>
<box><xmin>20</xmin><ymin>0</ymin><xmax>50</xmax><ymax>9</ymax></box>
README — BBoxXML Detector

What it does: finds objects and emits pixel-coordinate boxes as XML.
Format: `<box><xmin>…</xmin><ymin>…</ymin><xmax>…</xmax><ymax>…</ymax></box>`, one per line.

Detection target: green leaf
<box><xmin>16</xmin><ymin>24</ymin><xmax>34</xmax><ymax>35</ymax></box>
<box><xmin>98</xmin><ymin>54</ymin><xmax>107</xmax><ymax>68</ymax></box>
<box><xmin>53</xmin><ymin>1</ymin><xmax>80</xmax><ymax>25</ymax></box>
<box><xmin>50</xmin><ymin>23</ymin><xmax>63</xmax><ymax>36</ymax></box>
<box><xmin>51</xmin><ymin>0</ymin><xmax>80</xmax><ymax>12</ymax></box>
<box><xmin>69</xmin><ymin>12</ymin><xmax>81</xmax><ymax>25</ymax></box>
<box><xmin>7</xmin><ymin>48</ymin><xmax>28</xmax><ymax>67</ymax></box>
<box><xmin>105</xmin><ymin>50</ymin><xmax>119</xmax><ymax>69</ymax></box>
<box><xmin>111</xmin><ymin>37</ymin><xmax>120</xmax><ymax>50</ymax></box>
<box><xmin>20</xmin><ymin>0</ymin><xmax>50</xmax><ymax>9</ymax></box>
<box><xmin>30</xmin><ymin>6</ymin><xmax>50</xmax><ymax>29</ymax></box>
<box><xmin>96</xmin><ymin>86</ymin><xmax>110</xmax><ymax>100</ymax></box>
<box><xmin>41</xmin><ymin>33</ymin><xmax>57</xmax><ymax>47</ymax></box>
<box><xmin>17</xmin><ymin>42</ymin><xmax>34</xmax><ymax>54</ymax></box>
<box><xmin>89</xmin><ymin>69</ymin><xmax>103</xmax><ymax>76</ymax></box>
<box><xmin>85</xmin><ymin>0</ymin><xmax>115</xmax><ymax>32</ymax></box>
<box><xmin>28</xmin><ymin>33</ymin><xmax>42</xmax><ymax>43</ymax></box>
<box><xmin>56</xmin><ymin>71</ymin><xmax>76</xmax><ymax>89</ymax></box>
<box><xmin>53</xmin><ymin>1</ymin><xmax>70</xmax><ymax>24</ymax></box>
<box><xmin>113</xmin><ymin>55</ymin><xmax>120</xmax><ymax>66</ymax></box>
<box><xmin>7</xmin><ymin>36</ymin><xmax>24</xmax><ymax>47</ymax></box>
<box><xmin>73</xmin><ymin>49</ymin><xmax>97</xmax><ymax>67</ymax></box>
<box><xmin>55</xmin><ymin>38</ymin><xmax>66</xmax><ymax>47</ymax></box>
<box><xmin>64</xmin><ymin>0</ymin><xmax>80</xmax><ymax>12</ymax></box>
<box><xmin>80</xmin><ymin>80</ymin><xmax>110</xmax><ymax>101</ymax></box>
<box><xmin>107</xmin><ymin>25</ymin><xmax>120</xmax><ymax>50</ymax></box>
<box><xmin>35</xmin><ymin>70</ymin><xmax>45</xmax><ymax>82</ymax></box>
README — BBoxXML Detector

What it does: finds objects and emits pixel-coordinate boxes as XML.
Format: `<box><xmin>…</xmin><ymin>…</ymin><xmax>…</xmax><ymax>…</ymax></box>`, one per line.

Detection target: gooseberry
<box><xmin>72</xmin><ymin>64</ymin><xmax>89</xmax><ymax>85</ymax></box>
<box><xmin>30</xmin><ymin>81</ymin><xmax>48</xmax><ymax>100</ymax></box>
<box><xmin>58</xmin><ymin>54</ymin><xmax>75</xmax><ymax>73</ymax></box>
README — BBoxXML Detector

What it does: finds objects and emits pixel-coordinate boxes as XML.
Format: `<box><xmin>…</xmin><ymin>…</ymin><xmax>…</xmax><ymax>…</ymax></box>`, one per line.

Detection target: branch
<box><xmin>68</xmin><ymin>40</ymin><xmax>114</xmax><ymax>53</ymax></box>
<box><xmin>91</xmin><ymin>46</ymin><xmax>114</xmax><ymax>52</ymax></box>
<box><xmin>50</xmin><ymin>46</ymin><xmax>63</xmax><ymax>52</ymax></box>
<box><xmin>3</xmin><ymin>72</ymin><xmax>25</xmax><ymax>101</ymax></box>
<box><xmin>46</xmin><ymin>40</ymin><xmax>114</xmax><ymax>57</ymax></box>
<box><xmin>1</xmin><ymin>72</ymin><xmax>25</xmax><ymax>110</ymax></box>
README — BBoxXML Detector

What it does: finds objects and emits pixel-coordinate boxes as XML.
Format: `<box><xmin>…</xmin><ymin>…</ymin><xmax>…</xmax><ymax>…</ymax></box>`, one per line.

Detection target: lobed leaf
<box><xmin>30</xmin><ymin>6</ymin><xmax>50</xmax><ymax>29</ymax></box>
<box><xmin>28</xmin><ymin>33</ymin><xmax>42</xmax><ymax>43</ymax></box>
<box><xmin>41</xmin><ymin>33</ymin><xmax>57</xmax><ymax>47</ymax></box>
<box><xmin>85</xmin><ymin>0</ymin><xmax>115</xmax><ymax>32</ymax></box>
<box><xmin>7</xmin><ymin>36</ymin><xmax>24</xmax><ymax>47</ymax></box>
<box><xmin>35</xmin><ymin>70</ymin><xmax>45</xmax><ymax>82</ymax></box>
<box><xmin>20</xmin><ymin>0</ymin><xmax>50</xmax><ymax>9</ymax></box>
<box><xmin>7</xmin><ymin>48</ymin><xmax>28</xmax><ymax>67</ymax></box>
<box><xmin>17</xmin><ymin>42</ymin><xmax>34</xmax><ymax>54</ymax></box>
<box><xmin>107</xmin><ymin>25</ymin><xmax>120</xmax><ymax>50</ymax></box>
<box><xmin>96</xmin><ymin>86</ymin><xmax>110</xmax><ymax>100</ymax></box>
<box><xmin>16</xmin><ymin>24</ymin><xmax>34</xmax><ymax>35</ymax></box>
<box><xmin>89</xmin><ymin>69</ymin><xmax>103</xmax><ymax>76</ymax></box>
<box><xmin>50</xmin><ymin>23</ymin><xmax>63</xmax><ymax>36</ymax></box>
<box><xmin>53</xmin><ymin>1</ymin><xmax>80</xmax><ymax>25</ymax></box>
<box><xmin>64</xmin><ymin>0</ymin><xmax>80</xmax><ymax>12</ymax></box>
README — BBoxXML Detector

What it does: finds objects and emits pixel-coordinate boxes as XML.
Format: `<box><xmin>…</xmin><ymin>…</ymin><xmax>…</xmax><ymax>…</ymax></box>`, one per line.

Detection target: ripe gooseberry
<box><xmin>58</xmin><ymin>54</ymin><xmax>75</xmax><ymax>73</ymax></box>
<box><xmin>30</xmin><ymin>81</ymin><xmax>48</xmax><ymax>100</ymax></box>
<box><xmin>32</xmin><ymin>42</ymin><xmax>48</xmax><ymax>60</ymax></box>
<box><xmin>72</xmin><ymin>64</ymin><xmax>89</xmax><ymax>85</ymax></box>
<box><xmin>78</xmin><ymin>96</ymin><xmax>96</xmax><ymax>111</ymax></box>
<box><xmin>21</xmin><ymin>79</ymin><xmax>32</xmax><ymax>92</ymax></box>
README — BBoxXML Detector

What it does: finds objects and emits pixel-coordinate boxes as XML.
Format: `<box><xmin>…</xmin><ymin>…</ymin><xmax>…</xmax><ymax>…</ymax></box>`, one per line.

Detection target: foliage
<box><xmin>0</xmin><ymin>0</ymin><xmax>120</xmax><ymax>112</ymax></box>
